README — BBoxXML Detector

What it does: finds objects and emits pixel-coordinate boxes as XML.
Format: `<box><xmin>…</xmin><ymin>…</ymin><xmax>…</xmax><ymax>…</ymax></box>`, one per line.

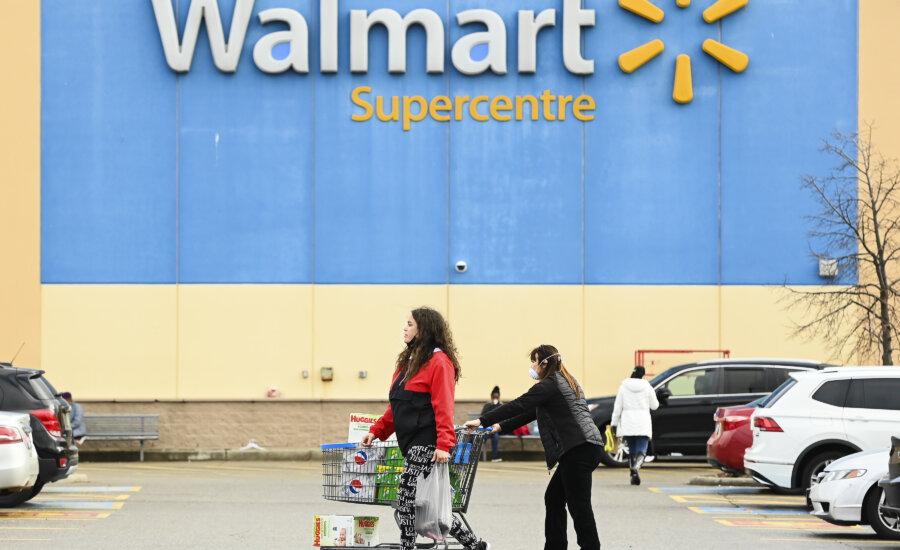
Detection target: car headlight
<box><xmin>821</xmin><ymin>469</ymin><xmax>867</xmax><ymax>482</ymax></box>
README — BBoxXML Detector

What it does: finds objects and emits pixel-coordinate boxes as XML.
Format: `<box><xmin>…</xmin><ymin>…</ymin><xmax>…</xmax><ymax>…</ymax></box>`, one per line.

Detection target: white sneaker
<box><xmin>491</xmin><ymin>458</ymin><xmax>503</xmax><ymax>463</ymax></box>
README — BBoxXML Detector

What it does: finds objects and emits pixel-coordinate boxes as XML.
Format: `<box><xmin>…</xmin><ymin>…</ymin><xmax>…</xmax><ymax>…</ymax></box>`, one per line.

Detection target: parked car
<box><xmin>744</xmin><ymin>366</ymin><xmax>900</xmax><ymax>493</ymax></box>
<box><xmin>588</xmin><ymin>358</ymin><xmax>829</xmax><ymax>467</ymax></box>
<box><xmin>810</xmin><ymin>448</ymin><xmax>900</xmax><ymax>540</ymax></box>
<box><xmin>880</xmin><ymin>436</ymin><xmax>900</xmax><ymax>527</ymax></box>
<box><xmin>0</xmin><ymin>363</ymin><xmax>78</xmax><ymax>507</ymax></box>
<box><xmin>706</xmin><ymin>398</ymin><xmax>762</xmax><ymax>474</ymax></box>
<box><xmin>0</xmin><ymin>411</ymin><xmax>39</xmax><ymax>498</ymax></box>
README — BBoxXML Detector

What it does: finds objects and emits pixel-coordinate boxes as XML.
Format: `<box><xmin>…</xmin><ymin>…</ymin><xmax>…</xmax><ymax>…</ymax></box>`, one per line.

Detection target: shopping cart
<box><xmin>318</xmin><ymin>427</ymin><xmax>489</xmax><ymax>549</ymax></box>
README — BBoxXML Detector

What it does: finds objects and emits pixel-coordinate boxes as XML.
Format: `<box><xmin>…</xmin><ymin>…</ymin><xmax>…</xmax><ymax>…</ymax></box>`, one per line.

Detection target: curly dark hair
<box><xmin>396</xmin><ymin>307</ymin><xmax>461</xmax><ymax>383</ymax></box>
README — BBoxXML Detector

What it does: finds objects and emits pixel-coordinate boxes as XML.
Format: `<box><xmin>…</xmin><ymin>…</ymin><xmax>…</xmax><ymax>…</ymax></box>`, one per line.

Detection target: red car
<box><xmin>706</xmin><ymin>398</ymin><xmax>762</xmax><ymax>474</ymax></box>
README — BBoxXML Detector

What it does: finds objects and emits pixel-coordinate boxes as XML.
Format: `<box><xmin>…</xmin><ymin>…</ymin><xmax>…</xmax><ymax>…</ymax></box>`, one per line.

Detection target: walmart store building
<box><xmin>0</xmin><ymin>0</ymin><xmax>894</xmax><ymax>450</ymax></box>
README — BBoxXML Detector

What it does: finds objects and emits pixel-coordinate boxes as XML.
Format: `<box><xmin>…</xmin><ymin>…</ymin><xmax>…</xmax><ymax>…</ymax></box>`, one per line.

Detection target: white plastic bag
<box><xmin>414</xmin><ymin>463</ymin><xmax>453</xmax><ymax>541</ymax></box>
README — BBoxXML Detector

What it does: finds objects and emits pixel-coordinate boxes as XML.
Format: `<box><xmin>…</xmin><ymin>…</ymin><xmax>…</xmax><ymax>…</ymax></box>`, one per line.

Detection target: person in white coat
<box><xmin>610</xmin><ymin>366</ymin><xmax>659</xmax><ymax>485</ymax></box>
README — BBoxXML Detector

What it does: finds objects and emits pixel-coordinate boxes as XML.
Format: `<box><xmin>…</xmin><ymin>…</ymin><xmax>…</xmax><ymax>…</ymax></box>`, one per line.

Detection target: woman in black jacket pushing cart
<box><xmin>465</xmin><ymin>344</ymin><xmax>604</xmax><ymax>550</ymax></box>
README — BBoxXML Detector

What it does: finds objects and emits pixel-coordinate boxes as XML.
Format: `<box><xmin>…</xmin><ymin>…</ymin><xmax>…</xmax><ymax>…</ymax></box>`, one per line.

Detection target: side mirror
<box><xmin>656</xmin><ymin>388</ymin><xmax>671</xmax><ymax>404</ymax></box>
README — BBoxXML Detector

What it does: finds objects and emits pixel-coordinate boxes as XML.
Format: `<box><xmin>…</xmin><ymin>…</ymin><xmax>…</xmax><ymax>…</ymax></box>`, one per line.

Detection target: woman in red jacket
<box><xmin>361</xmin><ymin>307</ymin><xmax>489</xmax><ymax>550</ymax></box>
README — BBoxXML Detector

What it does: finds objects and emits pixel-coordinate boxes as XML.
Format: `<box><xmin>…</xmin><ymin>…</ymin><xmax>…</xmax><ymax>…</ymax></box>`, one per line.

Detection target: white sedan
<box><xmin>0</xmin><ymin>412</ymin><xmax>39</xmax><ymax>496</ymax></box>
<box><xmin>810</xmin><ymin>448</ymin><xmax>900</xmax><ymax>540</ymax></box>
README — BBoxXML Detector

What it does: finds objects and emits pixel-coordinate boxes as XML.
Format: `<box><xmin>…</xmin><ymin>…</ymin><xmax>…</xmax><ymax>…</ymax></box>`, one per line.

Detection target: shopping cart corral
<box><xmin>319</xmin><ymin>427</ymin><xmax>488</xmax><ymax>549</ymax></box>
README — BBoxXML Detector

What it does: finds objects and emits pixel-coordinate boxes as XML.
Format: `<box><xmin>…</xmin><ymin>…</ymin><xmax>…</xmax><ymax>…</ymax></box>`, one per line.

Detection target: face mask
<box><xmin>529</xmin><ymin>368</ymin><xmax>540</xmax><ymax>380</ymax></box>
<box><xmin>492</xmin><ymin>399</ymin><xmax>499</xmax><ymax>405</ymax></box>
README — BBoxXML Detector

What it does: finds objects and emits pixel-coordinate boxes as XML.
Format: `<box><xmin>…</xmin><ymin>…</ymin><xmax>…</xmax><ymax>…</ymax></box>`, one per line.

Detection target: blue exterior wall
<box><xmin>41</xmin><ymin>0</ymin><xmax>858</xmax><ymax>285</ymax></box>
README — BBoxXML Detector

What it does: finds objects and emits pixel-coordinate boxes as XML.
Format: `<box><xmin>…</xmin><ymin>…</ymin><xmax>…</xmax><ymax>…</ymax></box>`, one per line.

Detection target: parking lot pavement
<box><xmin>1</xmin><ymin>460</ymin><xmax>898</xmax><ymax>549</ymax></box>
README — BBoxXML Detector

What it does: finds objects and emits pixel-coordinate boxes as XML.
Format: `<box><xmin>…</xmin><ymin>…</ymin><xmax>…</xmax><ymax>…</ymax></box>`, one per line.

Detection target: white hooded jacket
<box><xmin>610</xmin><ymin>378</ymin><xmax>660</xmax><ymax>437</ymax></box>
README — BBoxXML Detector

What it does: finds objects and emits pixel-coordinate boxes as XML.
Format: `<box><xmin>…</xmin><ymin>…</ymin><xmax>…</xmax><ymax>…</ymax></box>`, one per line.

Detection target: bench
<box><xmin>468</xmin><ymin>412</ymin><xmax>541</xmax><ymax>461</ymax></box>
<box><xmin>84</xmin><ymin>414</ymin><xmax>160</xmax><ymax>462</ymax></box>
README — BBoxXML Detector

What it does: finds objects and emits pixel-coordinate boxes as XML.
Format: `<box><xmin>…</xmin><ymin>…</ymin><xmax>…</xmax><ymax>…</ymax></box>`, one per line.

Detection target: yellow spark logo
<box><xmin>618</xmin><ymin>0</ymin><xmax>749</xmax><ymax>104</ymax></box>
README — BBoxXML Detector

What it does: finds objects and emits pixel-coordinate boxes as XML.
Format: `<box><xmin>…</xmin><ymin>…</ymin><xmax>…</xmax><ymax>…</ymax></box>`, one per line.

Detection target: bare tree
<box><xmin>785</xmin><ymin>124</ymin><xmax>900</xmax><ymax>365</ymax></box>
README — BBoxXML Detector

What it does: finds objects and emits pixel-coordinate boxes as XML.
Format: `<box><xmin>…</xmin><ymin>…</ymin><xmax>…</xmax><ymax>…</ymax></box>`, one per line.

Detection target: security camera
<box><xmin>455</xmin><ymin>261</ymin><xmax>467</xmax><ymax>273</ymax></box>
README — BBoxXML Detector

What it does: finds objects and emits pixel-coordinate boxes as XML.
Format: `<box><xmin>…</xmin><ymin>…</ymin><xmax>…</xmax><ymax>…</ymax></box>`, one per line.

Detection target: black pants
<box><xmin>544</xmin><ymin>443</ymin><xmax>602</xmax><ymax>550</ymax></box>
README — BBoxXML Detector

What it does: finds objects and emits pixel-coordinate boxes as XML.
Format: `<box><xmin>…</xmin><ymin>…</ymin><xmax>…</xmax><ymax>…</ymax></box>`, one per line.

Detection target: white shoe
<box><xmin>491</xmin><ymin>458</ymin><xmax>503</xmax><ymax>463</ymax></box>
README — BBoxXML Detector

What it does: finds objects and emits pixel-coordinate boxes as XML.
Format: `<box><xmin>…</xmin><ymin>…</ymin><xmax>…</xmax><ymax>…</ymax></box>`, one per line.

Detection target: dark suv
<box><xmin>588</xmin><ymin>358</ymin><xmax>829</xmax><ymax>467</ymax></box>
<box><xmin>0</xmin><ymin>363</ymin><xmax>78</xmax><ymax>506</ymax></box>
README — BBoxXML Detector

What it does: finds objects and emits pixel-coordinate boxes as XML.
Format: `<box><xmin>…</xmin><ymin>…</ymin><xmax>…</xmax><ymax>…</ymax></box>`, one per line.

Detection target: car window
<box><xmin>811</xmin><ymin>379</ymin><xmax>850</xmax><ymax>407</ymax></box>
<box><xmin>758</xmin><ymin>378</ymin><xmax>796</xmax><ymax>408</ymax></box>
<box><xmin>649</xmin><ymin>365</ymin><xmax>688</xmax><ymax>387</ymax></box>
<box><xmin>0</xmin><ymin>376</ymin><xmax>37</xmax><ymax>410</ymax></box>
<box><xmin>28</xmin><ymin>377</ymin><xmax>56</xmax><ymax>402</ymax></box>
<box><xmin>766</xmin><ymin>368</ymin><xmax>796</xmax><ymax>391</ymax></box>
<box><xmin>722</xmin><ymin>368</ymin><xmax>767</xmax><ymax>394</ymax></box>
<box><xmin>845</xmin><ymin>378</ymin><xmax>900</xmax><ymax>411</ymax></box>
<box><xmin>662</xmin><ymin>368</ymin><xmax>719</xmax><ymax>396</ymax></box>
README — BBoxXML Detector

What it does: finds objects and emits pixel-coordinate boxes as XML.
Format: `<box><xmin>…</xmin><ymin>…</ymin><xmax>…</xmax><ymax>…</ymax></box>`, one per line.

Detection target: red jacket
<box><xmin>370</xmin><ymin>350</ymin><xmax>456</xmax><ymax>453</ymax></box>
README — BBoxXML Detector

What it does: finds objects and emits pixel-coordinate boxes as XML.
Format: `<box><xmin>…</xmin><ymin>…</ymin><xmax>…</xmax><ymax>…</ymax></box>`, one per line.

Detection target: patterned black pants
<box><xmin>397</xmin><ymin>445</ymin><xmax>482</xmax><ymax>550</ymax></box>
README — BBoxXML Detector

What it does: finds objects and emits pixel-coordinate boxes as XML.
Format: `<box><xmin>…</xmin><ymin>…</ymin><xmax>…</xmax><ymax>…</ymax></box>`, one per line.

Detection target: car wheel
<box><xmin>597</xmin><ymin>424</ymin><xmax>630</xmax><ymax>468</ymax></box>
<box><xmin>800</xmin><ymin>450</ymin><xmax>847</xmax><ymax>492</ymax></box>
<box><xmin>865</xmin><ymin>486</ymin><xmax>900</xmax><ymax>540</ymax></box>
<box><xmin>0</xmin><ymin>485</ymin><xmax>36</xmax><ymax>508</ymax></box>
<box><xmin>27</xmin><ymin>481</ymin><xmax>44</xmax><ymax>500</ymax></box>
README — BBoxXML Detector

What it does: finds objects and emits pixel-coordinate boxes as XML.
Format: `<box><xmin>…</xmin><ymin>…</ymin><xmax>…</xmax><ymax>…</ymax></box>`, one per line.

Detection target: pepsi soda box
<box><xmin>341</xmin><ymin>472</ymin><xmax>375</xmax><ymax>502</ymax></box>
<box><xmin>343</xmin><ymin>446</ymin><xmax>384</xmax><ymax>474</ymax></box>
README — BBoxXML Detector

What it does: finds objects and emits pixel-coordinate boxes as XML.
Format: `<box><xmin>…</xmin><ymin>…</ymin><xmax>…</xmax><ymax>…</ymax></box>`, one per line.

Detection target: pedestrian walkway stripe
<box><xmin>689</xmin><ymin>506</ymin><xmax>810</xmax><ymax>515</ymax></box>
<box><xmin>22</xmin><ymin>501</ymin><xmax>124</xmax><ymax>510</ymax></box>
<box><xmin>650</xmin><ymin>487</ymin><xmax>767</xmax><ymax>494</ymax></box>
<box><xmin>42</xmin><ymin>486</ymin><xmax>141</xmax><ymax>493</ymax></box>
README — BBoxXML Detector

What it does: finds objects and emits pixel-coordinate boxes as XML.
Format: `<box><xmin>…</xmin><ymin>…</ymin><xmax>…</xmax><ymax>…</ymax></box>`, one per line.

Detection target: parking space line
<box><xmin>670</xmin><ymin>494</ymin><xmax>805</xmax><ymax>505</ymax></box>
<box><xmin>0</xmin><ymin>527</ymin><xmax>78</xmax><ymax>530</ymax></box>
<box><xmin>716</xmin><ymin>519</ymin><xmax>863</xmax><ymax>530</ymax></box>
<box><xmin>43</xmin><ymin>486</ymin><xmax>141</xmax><ymax>493</ymax></box>
<box><xmin>0</xmin><ymin>538</ymin><xmax>52</xmax><ymax>542</ymax></box>
<box><xmin>688</xmin><ymin>506</ymin><xmax>809</xmax><ymax>515</ymax></box>
<box><xmin>762</xmin><ymin>537</ymin><xmax>900</xmax><ymax>545</ymax></box>
<box><xmin>32</xmin><ymin>494</ymin><xmax>131</xmax><ymax>501</ymax></box>
<box><xmin>650</xmin><ymin>487</ymin><xmax>768</xmax><ymax>494</ymax></box>
<box><xmin>0</xmin><ymin>511</ymin><xmax>110</xmax><ymax>519</ymax></box>
<box><xmin>22</xmin><ymin>501</ymin><xmax>124</xmax><ymax>510</ymax></box>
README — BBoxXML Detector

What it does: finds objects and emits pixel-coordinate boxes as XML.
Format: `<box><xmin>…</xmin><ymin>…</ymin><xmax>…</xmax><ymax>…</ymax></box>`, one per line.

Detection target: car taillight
<box><xmin>59</xmin><ymin>457</ymin><xmax>67</xmax><ymax>468</ymax></box>
<box><xmin>32</xmin><ymin>409</ymin><xmax>62</xmax><ymax>438</ymax></box>
<box><xmin>753</xmin><ymin>416</ymin><xmax>783</xmax><ymax>432</ymax></box>
<box><xmin>0</xmin><ymin>426</ymin><xmax>24</xmax><ymax>444</ymax></box>
<box><xmin>722</xmin><ymin>416</ymin><xmax>750</xmax><ymax>431</ymax></box>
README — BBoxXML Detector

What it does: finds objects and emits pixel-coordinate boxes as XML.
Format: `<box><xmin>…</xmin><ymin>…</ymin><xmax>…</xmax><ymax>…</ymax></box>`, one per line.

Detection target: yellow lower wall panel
<box><xmin>449</xmin><ymin>286</ymin><xmax>585</xmax><ymax>402</ymax></box>
<box><xmin>38</xmin><ymin>284</ymin><xmax>837</xmax><ymax>401</ymax></box>
<box><xmin>41</xmin><ymin>285</ymin><xmax>177</xmax><ymax>399</ymax></box>
<box><xmin>312</xmin><ymin>285</ymin><xmax>448</xmax><ymax>401</ymax></box>
<box><xmin>584</xmin><ymin>286</ymin><xmax>721</xmax><ymax>397</ymax></box>
<box><xmin>177</xmin><ymin>285</ymin><xmax>313</xmax><ymax>399</ymax></box>
<box><xmin>720</xmin><ymin>286</ymin><xmax>844</xmax><ymax>364</ymax></box>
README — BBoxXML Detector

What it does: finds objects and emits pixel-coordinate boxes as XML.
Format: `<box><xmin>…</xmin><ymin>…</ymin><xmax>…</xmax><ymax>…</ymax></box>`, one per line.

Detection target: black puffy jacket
<box><xmin>480</xmin><ymin>372</ymin><xmax>603</xmax><ymax>469</ymax></box>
